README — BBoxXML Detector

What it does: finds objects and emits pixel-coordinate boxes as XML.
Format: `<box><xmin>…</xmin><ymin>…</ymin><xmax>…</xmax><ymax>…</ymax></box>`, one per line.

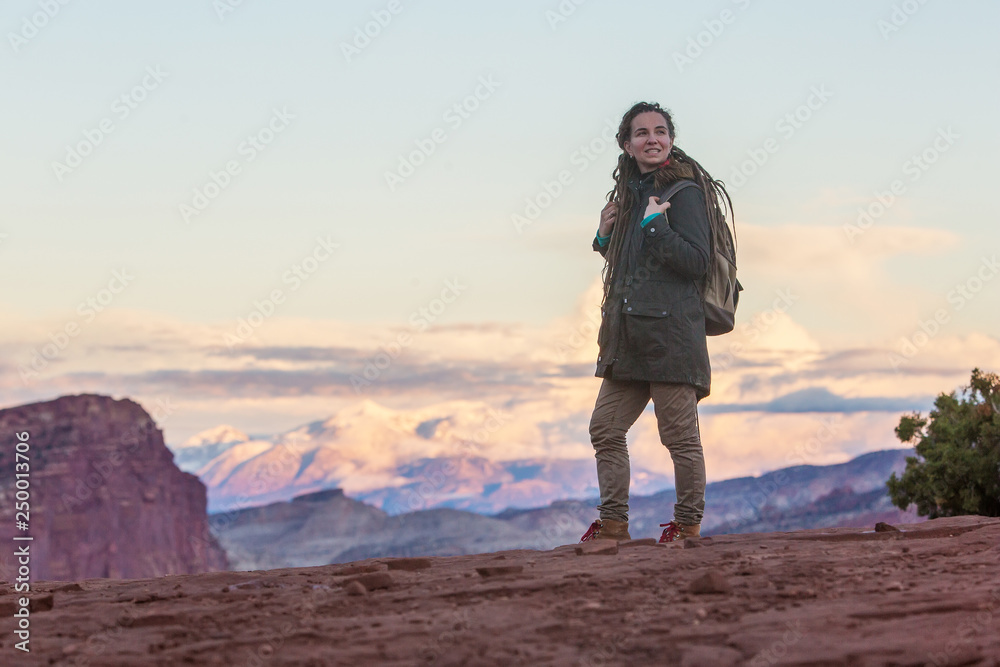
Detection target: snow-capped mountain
<box><xmin>171</xmin><ymin>424</ymin><xmax>252</xmax><ymax>473</ymax></box>
<box><xmin>171</xmin><ymin>399</ymin><xmax>673</xmax><ymax>514</ymax></box>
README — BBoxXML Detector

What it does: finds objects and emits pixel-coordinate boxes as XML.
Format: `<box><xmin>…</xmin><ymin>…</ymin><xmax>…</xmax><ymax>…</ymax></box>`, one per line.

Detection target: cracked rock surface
<box><xmin>1</xmin><ymin>515</ymin><xmax>998</xmax><ymax>666</ymax></box>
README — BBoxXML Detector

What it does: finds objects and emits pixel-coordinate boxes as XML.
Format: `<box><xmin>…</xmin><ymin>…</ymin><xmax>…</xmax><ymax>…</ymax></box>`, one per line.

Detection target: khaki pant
<box><xmin>589</xmin><ymin>378</ymin><xmax>705</xmax><ymax>526</ymax></box>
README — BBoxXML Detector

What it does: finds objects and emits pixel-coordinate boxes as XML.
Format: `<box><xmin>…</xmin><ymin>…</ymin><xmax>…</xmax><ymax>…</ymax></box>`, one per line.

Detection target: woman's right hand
<box><xmin>598</xmin><ymin>201</ymin><xmax>616</xmax><ymax>237</ymax></box>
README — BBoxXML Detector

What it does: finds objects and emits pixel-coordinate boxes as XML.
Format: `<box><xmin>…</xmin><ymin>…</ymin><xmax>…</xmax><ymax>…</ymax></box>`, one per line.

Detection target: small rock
<box><xmin>575</xmin><ymin>542</ymin><xmax>619</xmax><ymax>556</ymax></box>
<box><xmin>28</xmin><ymin>594</ymin><xmax>54</xmax><ymax>612</ymax></box>
<box><xmin>619</xmin><ymin>538</ymin><xmax>658</xmax><ymax>548</ymax></box>
<box><xmin>131</xmin><ymin>613</ymin><xmax>179</xmax><ymax>628</ymax></box>
<box><xmin>689</xmin><ymin>570</ymin><xmax>732</xmax><ymax>595</ymax></box>
<box><xmin>475</xmin><ymin>565</ymin><xmax>524</xmax><ymax>578</ymax></box>
<box><xmin>347</xmin><ymin>572</ymin><xmax>394</xmax><ymax>592</ymax></box>
<box><xmin>875</xmin><ymin>522</ymin><xmax>901</xmax><ymax>533</ymax></box>
<box><xmin>53</xmin><ymin>583</ymin><xmax>83</xmax><ymax>592</ymax></box>
<box><xmin>683</xmin><ymin>538</ymin><xmax>703</xmax><ymax>549</ymax></box>
<box><xmin>330</xmin><ymin>564</ymin><xmax>383</xmax><ymax>577</ymax></box>
<box><xmin>886</xmin><ymin>581</ymin><xmax>904</xmax><ymax>591</ymax></box>
<box><xmin>227</xmin><ymin>579</ymin><xmax>264</xmax><ymax>591</ymax></box>
<box><xmin>386</xmin><ymin>558</ymin><xmax>432</xmax><ymax>572</ymax></box>
<box><xmin>344</xmin><ymin>581</ymin><xmax>367</xmax><ymax>596</ymax></box>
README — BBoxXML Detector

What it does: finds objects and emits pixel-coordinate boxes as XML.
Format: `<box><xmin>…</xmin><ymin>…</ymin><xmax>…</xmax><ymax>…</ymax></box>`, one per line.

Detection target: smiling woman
<box><xmin>582</xmin><ymin>101</ymin><xmax>735</xmax><ymax>545</ymax></box>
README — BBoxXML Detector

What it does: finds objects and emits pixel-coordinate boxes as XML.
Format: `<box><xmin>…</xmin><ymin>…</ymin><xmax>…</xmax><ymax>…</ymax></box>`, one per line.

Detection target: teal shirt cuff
<box><xmin>641</xmin><ymin>212</ymin><xmax>663</xmax><ymax>229</ymax></box>
<box><xmin>595</xmin><ymin>231</ymin><xmax>610</xmax><ymax>247</ymax></box>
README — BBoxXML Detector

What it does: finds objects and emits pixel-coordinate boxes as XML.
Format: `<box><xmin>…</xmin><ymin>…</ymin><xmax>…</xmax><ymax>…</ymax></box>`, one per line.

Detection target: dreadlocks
<box><xmin>600</xmin><ymin>102</ymin><xmax>734</xmax><ymax>309</ymax></box>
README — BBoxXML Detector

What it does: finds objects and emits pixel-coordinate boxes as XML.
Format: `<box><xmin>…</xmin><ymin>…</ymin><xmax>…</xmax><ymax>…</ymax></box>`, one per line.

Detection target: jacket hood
<box><xmin>629</xmin><ymin>157</ymin><xmax>697</xmax><ymax>191</ymax></box>
<box><xmin>657</xmin><ymin>157</ymin><xmax>696</xmax><ymax>182</ymax></box>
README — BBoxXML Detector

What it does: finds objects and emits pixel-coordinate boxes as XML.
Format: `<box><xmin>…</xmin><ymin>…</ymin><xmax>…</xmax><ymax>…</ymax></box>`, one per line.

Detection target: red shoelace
<box><xmin>580</xmin><ymin>520</ymin><xmax>602</xmax><ymax>542</ymax></box>
<box><xmin>659</xmin><ymin>521</ymin><xmax>682</xmax><ymax>543</ymax></box>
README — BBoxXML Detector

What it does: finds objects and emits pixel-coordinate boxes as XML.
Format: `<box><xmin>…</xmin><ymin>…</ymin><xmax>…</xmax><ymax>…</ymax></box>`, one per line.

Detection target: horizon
<box><xmin>198</xmin><ymin>438</ymin><xmax>914</xmax><ymax>518</ymax></box>
<box><xmin>3</xmin><ymin>1</ymin><xmax>998</xmax><ymax>492</ymax></box>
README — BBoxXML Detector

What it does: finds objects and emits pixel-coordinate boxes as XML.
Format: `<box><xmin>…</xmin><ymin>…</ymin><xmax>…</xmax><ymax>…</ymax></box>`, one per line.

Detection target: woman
<box><xmin>580</xmin><ymin>101</ymin><xmax>733</xmax><ymax>544</ymax></box>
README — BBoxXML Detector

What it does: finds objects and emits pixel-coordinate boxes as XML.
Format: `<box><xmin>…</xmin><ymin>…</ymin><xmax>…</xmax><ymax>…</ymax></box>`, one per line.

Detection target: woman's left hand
<box><xmin>643</xmin><ymin>196</ymin><xmax>671</xmax><ymax>221</ymax></box>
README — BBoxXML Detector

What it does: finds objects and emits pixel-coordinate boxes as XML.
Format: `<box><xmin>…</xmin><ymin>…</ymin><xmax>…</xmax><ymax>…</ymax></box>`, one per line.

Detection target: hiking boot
<box><xmin>658</xmin><ymin>521</ymin><xmax>700</xmax><ymax>543</ymax></box>
<box><xmin>580</xmin><ymin>518</ymin><xmax>631</xmax><ymax>542</ymax></box>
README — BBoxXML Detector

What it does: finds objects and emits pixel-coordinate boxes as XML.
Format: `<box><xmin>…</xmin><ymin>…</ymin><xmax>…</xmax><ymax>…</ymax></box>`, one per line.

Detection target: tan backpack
<box><xmin>661</xmin><ymin>180</ymin><xmax>742</xmax><ymax>336</ymax></box>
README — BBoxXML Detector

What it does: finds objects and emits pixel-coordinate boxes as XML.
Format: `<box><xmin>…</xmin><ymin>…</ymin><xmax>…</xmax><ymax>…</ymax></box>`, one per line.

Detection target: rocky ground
<box><xmin>2</xmin><ymin>515</ymin><xmax>998</xmax><ymax>666</ymax></box>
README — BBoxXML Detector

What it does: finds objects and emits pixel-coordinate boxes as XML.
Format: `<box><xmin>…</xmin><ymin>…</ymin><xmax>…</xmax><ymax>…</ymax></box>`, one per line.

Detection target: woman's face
<box><xmin>624</xmin><ymin>111</ymin><xmax>673</xmax><ymax>174</ymax></box>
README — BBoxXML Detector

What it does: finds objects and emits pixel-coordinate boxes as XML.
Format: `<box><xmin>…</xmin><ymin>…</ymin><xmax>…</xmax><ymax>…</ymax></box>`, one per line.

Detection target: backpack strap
<box><xmin>660</xmin><ymin>179</ymin><xmax>699</xmax><ymax>201</ymax></box>
<box><xmin>657</xmin><ymin>180</ymin><xmax>710</xmax><ymax>301</ymax></box>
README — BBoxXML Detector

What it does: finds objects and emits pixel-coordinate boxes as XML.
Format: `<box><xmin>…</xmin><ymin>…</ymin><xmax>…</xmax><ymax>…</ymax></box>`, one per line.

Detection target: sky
<box><xmin>2</xmin><ymin>0</ymin><xmax>999</xmax><ymax>486</ymax></box>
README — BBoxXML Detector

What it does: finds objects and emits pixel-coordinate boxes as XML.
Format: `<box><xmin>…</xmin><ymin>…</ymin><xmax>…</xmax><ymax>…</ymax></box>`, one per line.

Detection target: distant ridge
<box><xmin>175</xmin><ymin>399</ymin><xmax>671</xmax><ymax>515</ymax></box>
<box><xmin>211</xmin><ymin>448</ymin><xmax>921</xmax><ymax>569</ymax></box>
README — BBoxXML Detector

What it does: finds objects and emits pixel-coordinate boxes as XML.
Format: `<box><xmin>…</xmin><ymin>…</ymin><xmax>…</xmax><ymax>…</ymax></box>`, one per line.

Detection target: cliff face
<box><xmin>0</xmin><ymin>394</ymin><xmax>228</xmax><ymax>582</ymax></box>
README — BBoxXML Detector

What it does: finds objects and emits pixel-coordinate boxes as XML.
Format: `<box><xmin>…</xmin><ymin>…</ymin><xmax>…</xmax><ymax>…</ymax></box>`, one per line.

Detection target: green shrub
<box><xmin>887</xmin><ymin>368</ymin><xmax>1000</xmax><ymax>518</ymax></box>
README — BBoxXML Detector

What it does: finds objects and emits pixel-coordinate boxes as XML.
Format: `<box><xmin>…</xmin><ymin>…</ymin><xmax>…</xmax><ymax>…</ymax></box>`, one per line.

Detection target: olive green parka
<box><xmin>593</xmin><ymin>160</ymin><xmax>712</xmax><ymax>400</ymax></box>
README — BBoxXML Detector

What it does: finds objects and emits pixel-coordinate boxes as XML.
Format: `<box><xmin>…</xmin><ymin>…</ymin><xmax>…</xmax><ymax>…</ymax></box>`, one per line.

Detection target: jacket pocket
<box><xmin>622</xmin><ymin>301</ymin><xmax>672</xmax><ymax>354</ymax></box>
<box><xmin>622</xmin><ymin>301</ymin><xmax>672</xmax><ymax>317</ymax></box>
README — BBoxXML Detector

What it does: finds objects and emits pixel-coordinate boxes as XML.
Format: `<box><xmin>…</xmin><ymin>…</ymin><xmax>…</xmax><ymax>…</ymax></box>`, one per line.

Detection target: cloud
<box><xmin>213</xmin><ymin>346</ymin><xmax>362</xmax><ymax>363</ymax></box>
<box><xmin>700</xmin><ymin>386</ymin><xmax>933</xmax><ymax>414</ymax></box>
<box><xmin>732</xmin><ymin>223</ymin><xmax>965</xmax><ymax>347</ymax></box>
<box><xmin>1</xmin><ymin>246</ymin><xmax>997</xmax><ymax>479</ymax></box>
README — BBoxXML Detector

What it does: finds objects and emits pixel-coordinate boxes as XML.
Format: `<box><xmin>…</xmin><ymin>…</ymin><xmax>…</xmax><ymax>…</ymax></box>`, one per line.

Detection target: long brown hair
<box><xmin>601</xmin><ymin>102</ymin><xmax>734</xmax><ymax>308</ymax></box>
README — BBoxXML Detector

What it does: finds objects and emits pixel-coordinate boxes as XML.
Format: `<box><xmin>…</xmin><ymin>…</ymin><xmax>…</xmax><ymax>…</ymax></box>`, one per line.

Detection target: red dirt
<box><xmin>2</xmin><ymin>515</ymin><xmax>998</xmax><ymax>666</ymax></box>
